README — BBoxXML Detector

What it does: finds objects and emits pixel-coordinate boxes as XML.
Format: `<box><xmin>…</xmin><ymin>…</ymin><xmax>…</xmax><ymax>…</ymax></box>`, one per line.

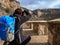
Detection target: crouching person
<box><xmin>0</xmin><ymin>8</ymin><xmax>31</xmax><ymax>45</ymax></box>
<box><xmin>9</xmin><ymin>8</ymin><xmax>31</xmax><ymax>45</ymax></box>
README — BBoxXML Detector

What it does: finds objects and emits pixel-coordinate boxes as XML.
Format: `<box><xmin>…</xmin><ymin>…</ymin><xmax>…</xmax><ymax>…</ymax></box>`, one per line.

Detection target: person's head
<box><xmin>13</xmin><ymin>8</ymin><xmax>23</xmax><ymax>17</ymax></box>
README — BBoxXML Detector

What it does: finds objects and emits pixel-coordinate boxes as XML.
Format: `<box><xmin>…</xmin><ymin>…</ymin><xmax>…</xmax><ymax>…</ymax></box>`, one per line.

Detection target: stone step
<box><xmin>27</xmin><ymin>43</ymin><xmax>48</xmax><ymax>45</ymax></box>
<box><xmin>27</xmin><ymin>35</ymin><xmax>48</xmax><ymax>45</ymax></box>
<box><xmin>30</xmin><ymin>35</ymin><xmax>48</xmax><ymax>43</ymax></box>
<box><xmin>23</xmin><ymin>30</ymin><xmax>48</xmax><ymax>45</ymax></box>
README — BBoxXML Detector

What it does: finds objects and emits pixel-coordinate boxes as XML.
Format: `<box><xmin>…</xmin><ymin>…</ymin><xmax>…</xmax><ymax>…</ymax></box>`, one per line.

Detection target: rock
<box><xmin>0</xmin><ymin>0</ymin><xmax>20</xmax><ymax>15</ymax></box>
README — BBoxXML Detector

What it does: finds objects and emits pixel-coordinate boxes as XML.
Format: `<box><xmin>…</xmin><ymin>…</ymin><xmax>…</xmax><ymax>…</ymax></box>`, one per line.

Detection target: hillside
<box><xmin>33</xmin><ymin>9</ymin><xmax>60</xmax><ymax>20</ymax></box>
<box><xmin>0</xmin><ymin>0</ymin><xmax>20</xmax><ymax>15</ymax></box>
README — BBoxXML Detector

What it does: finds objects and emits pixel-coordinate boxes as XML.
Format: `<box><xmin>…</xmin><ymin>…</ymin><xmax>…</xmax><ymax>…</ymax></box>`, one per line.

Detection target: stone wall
<box><xmin>22</xmin><ymin>20</ymin><xmax>60</xmax><ymax>45</ymax></box>
<box><xmin>22</xmin><ymin>21</ymin><xmax>49</xmax><ymax>45</ymax></box>
<box><xmin>48</xmin><ymin>22</ymin><xmax>60</xmax><ymax>45</ymax></box>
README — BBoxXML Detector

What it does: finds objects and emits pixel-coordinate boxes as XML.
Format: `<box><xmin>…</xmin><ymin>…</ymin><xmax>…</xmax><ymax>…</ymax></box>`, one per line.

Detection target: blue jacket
<box><xmin>0</xmin><ymin>15</ymin><xmax>15</xmax><ymax>41</ymax></box>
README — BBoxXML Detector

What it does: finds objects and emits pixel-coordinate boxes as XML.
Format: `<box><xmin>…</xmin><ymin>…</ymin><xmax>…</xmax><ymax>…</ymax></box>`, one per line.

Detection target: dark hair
<box><xmin>13</xmin><ymin>8</ymin><xmax>22</xmax><ymax>16</ymax></box>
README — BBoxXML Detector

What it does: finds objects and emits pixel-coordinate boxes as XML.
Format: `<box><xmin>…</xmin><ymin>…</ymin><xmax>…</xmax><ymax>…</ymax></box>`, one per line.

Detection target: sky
<box><xmin>17</xmin><ymin>0</ymin><xmax>60</xmax><ymax>10</ymax></box>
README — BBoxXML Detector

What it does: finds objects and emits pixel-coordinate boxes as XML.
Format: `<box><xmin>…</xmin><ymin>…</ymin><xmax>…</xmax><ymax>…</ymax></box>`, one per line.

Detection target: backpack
<box><xmin>0</xmin><ymin>15</ymin><xmax>15</xmax><ymax>42</ymax></box>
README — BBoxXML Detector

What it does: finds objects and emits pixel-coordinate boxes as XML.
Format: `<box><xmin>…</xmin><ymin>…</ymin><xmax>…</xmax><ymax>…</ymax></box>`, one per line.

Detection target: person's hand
<box><xmin>23</xmin><ymin>10</ymin><xmax>30</xmax><ymax>15</ymax></box>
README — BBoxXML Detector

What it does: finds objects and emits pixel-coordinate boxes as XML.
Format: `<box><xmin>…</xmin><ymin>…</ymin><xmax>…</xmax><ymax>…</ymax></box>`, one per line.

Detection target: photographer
<box><xmin>4</xmin><ymin>8</ymin><xmax>31</xmax><ymax>45</ymax></box>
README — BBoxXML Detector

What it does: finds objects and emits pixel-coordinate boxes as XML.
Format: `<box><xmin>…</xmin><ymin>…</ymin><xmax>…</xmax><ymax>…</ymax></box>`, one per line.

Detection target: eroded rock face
<box><xmin>33</xmin><ymin>9</ymin><xmax>60</xmax><ymax>20</ymax></box>
<box><xmin>3</xmin><ymin>0</ymin><xmax>20</xmax><ymax>9</ymax></box>
<box><xmin>10</xmin><ymin>1</ymin><xmax>20</xmax><ymax>10</ymax></box>
<box><xmin>0</xmin><ymin>0</ymin><xmax>20</xmax><ymax>15</ymax></box>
